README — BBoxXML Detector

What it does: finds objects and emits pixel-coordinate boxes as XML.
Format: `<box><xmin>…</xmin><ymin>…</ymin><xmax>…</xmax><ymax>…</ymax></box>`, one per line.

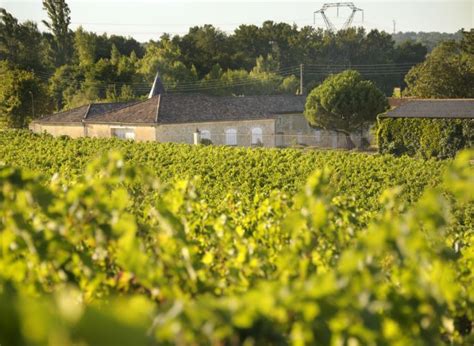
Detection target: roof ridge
<box><xmin>90</xmin><ymin>101</ymin><xmax>131</xmax><ymax>106</ymax></box>
<box><xmin>84</xmin><ymin>104</ymin><xmax>92</xmax><ymax>120</ymax></box>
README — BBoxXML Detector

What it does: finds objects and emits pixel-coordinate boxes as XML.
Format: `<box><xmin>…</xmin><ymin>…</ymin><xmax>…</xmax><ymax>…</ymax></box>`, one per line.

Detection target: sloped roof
<box><xmin>34</xmin><ymin>94</ymin><xmax>306</xmax><ymax>125</ymax></box>
<box><xmin>383</xmin><ymin>99</ymin><xmax>474</xmax><ymax>119</ymax></box>
<box><xmin>86</xmin><ymin>97</ymin><xmax>159</xmax><ymax>124</ymax></box>
<box><xmin>33</xmin><ymin>102</ymin><xmax>132</xmax><ymax>124</ymax></box>
<box><xmin>33</xmin><ymin>104</ymin><xmax>90</xmax><ymax>124</ymax></box>
<box><xmin>156</xmin><ymin>94</ymin><xmax>306</xmax><ymax>124</ymax></box>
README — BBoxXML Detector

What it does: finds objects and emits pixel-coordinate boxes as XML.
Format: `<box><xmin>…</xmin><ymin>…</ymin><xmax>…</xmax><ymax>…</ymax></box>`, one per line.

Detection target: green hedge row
<box><xmin>377</xmin><ymin>117</ymin><xmax>473</xmax><ymax>159</ymax></box>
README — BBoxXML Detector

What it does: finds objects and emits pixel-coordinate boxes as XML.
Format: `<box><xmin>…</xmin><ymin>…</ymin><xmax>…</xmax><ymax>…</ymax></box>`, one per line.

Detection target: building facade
<box><xmin>30</xmin><ymin>76</ymin><xmax>370</xmax><ymax>148</ymax></box>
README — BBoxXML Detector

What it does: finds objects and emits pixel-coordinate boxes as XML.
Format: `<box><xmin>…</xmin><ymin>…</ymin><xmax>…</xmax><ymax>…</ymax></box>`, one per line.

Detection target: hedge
<box><xmin>377</xmin><ymin>117</ymin><xmax>473</xmax><ymax>159</ymax></box>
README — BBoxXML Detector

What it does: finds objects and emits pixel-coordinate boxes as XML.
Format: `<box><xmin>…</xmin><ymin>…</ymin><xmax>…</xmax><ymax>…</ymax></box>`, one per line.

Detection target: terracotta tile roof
<box><xmin>383</xmin><ymin>99</ymin><xmax>474</xmax><ymax>119</ymax></box>
<box><xmin>34</xmin><ymin>94</ymin><xmax>306</xmax><ymax>125</ymax></box>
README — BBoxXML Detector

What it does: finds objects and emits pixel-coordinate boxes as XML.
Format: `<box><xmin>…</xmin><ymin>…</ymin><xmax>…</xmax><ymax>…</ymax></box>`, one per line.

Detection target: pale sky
<box><xmin>2</xmin><ymin>0</ymin><xmax>473</xmax><ymax>41</ymax></box>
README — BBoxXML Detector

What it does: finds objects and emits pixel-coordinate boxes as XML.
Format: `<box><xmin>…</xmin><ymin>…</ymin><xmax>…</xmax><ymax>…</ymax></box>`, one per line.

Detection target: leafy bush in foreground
<box><xmin>0</xmin><ymin>144</ymin><xmax>472</xmax><ymax>345</ymax></box>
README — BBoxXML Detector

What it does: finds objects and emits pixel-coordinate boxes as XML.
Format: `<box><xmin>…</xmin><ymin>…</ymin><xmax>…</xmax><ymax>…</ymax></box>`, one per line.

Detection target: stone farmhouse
<box><xmin>30</xmin><ymin>75</ymin><xmax>369</xmax><ymax>148</ymax></box>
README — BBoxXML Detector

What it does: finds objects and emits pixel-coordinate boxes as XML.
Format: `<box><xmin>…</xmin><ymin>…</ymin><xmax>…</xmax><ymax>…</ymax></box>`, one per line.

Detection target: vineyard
<box><xmin>0</xmin><ymin>130</ymin><xmax>473</xmax><ymax>345</ymax></box>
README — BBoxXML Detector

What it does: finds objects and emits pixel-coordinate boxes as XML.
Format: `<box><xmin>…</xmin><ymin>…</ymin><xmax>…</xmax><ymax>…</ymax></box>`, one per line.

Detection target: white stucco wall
<box><xmin>85</xmin><ymin>124</ymin><xmax>157</xmax><ymax>141</ymax></box>
<box><xmin>275</xmin><ymin>114</ymin><xmax>372</xmax><ymax>148</ymax></box>
<box><xmin>156</xmin><ymin>119</ymin><xmax>276</xmax><ymax>147</ymax></box>
<box><xmin>29</xmin><ymin>123</ymin><xmax>85</xmax><ymax>138</ymax></box>
<box><xmin>29</xmin><ymin>114</ymin><xmax>373</xmax><ymax>149</ymax></box>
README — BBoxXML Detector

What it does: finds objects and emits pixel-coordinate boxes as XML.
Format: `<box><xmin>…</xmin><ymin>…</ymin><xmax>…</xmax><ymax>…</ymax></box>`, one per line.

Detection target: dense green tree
<box><xmin>174</xmin><ymin>25</ymin><xmax>233</xmax><ymax>77</ymax></box>
<box><xmin>74</xmin><ymin>27</ymin><xmax>97</xmax><ymax>66</ymax></box>
<box><xmin>81</xmin><ymin>34</ymin><xmax>144</xmax><ymax>61</ymax></box>
<box><xmin>4</xmin><ymin>4</ymin><xmax>461</xmax><ymax>105</ymax></box>
<box><xmin>113</xmin><ymin>49</ymin><xmax>141</xmax><ymax>86</ymax></box>
<box><xmin>258</xmin><ymin>21</ymin><xmax>299</xmax><ymax>68</ymax></box>
<box><xmin>140</xmin><ymin>37</ymin><xmax>198</xmax><ymax>89</ymax></box>
<box><xmin>49</xmin><ymin>41</ymin><xmax>142</xmax><ymax>110</ymax></box>
<box><xmin>197</xmin><ymin>55</ymin><xmax>298</xmax><ymax>96</ymax></box>
<box><xmin>460</xmin><ymin>29</ymin><xmax>474</xmax><ymax>54</ymax></box>
<box><xmin>323</xmin><ymin>28</ymin><xmax>367</xmax><ymax>65</ymax></box>
<box><xmin>288</xmin><ymin>26</ymin><xmax>324</xmax><ymax>68</ymax></box>
<box><xmin>279</xmin><ymin>75</ymin><xmax>299</xmax><ymax>94</ymax></box>
<box><xmin>231</xmin><ymin>25</ymin><xmax>271</xmax><ymax>70</ymax></box>
<box><xmin>361</xmin><ymin>30</ymin><xmax>395</xmax><ymax>63</ymax></box>
<box><xmin>305</xmin><ymin>70</ymin><xmax>388</xmax><ymax>148</ymax></box>
<box><xmin>109</xmin><ymin>35</ymin><xmax>144</xmax><ymax>58</ymax></box>
<box><xmin>0</xmin><ymin>61</ymin><xmax>52</xmax><ymax>128</ymax></box>
<box><xmin>105</xmin><ymin>84</ymin><xmax>135</xmax><ymax>102</ymax></box>
<box><xmin>0</xmin><ymin>8</ymin><xmax>52</xmax><ymax>72</ymax></box>
<box><xmin>405</xmin><ymin>31</ymin><xmax>474</xmax><ymax>98</ymax></box>
<box><xmin>48</xmin><ymin>64</ymin><xmax>83</xmax><ymax>110</ymax></box>
<box><xmin>42</xmin><ymin>0</ymin><xmax>73</xmax><ymax>66</ymax></box>
<box><xmin>298</xmin><ymin>28</ymin><xmax>407</xmax><ymax>94</ymax></box>
<box><xmin>252</xmin><ymin>54</ymin><xmax>279</xmax><ymax>73</ymax></box>
<box><xmin>392</xmin><ymin>30</ymin><xmax>463</xmax><ymax>51</ymax></box>
<box><xmin>394</xmin><ymin>40</ymin><xmax>427</xmax><ymax>63</ymax></box>
<box><xmin>73</xmin><ymin>29</ymin><xmax>142</xmax><ymax>66</ymax></box>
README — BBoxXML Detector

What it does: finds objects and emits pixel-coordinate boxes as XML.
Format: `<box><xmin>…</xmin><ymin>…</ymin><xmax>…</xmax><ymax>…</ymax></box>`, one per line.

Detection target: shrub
<box><xmin>359</xmin><ymin>137</ymin><xmax>371</xmax><ymax>150</ymax></box>
<box><xmin>0</xmin><ymin>148</ymin><xmax>472</xmax><ymax>345</ymax></box>
<box><xmin>200</xmin><ymin>138</ymin><xmax>213</xmax><ymax>146</ymax></box>
<box><xmin>377</xmin><ymin>118</ymin><xmax>473</xmax><ymax>159</ymax></box>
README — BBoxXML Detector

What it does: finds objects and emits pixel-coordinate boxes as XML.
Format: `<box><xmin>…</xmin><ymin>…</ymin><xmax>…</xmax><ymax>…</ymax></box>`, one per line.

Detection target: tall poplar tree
<box><xmin>42</xmin><ymin>0</ymin><xmax>72</xmax><ymax>66</ymax></box>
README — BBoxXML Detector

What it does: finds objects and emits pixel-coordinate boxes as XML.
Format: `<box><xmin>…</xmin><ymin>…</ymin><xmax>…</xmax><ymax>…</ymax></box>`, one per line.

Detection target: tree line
<box><xmin>392</xmin><ymin>31</ymin><xmax>463</xmax><ymax>51</ymax></box>
<box><xmin>0</xmin><ymin>0</ymin><xmax>472</xmax><ymax>128</ymax></box>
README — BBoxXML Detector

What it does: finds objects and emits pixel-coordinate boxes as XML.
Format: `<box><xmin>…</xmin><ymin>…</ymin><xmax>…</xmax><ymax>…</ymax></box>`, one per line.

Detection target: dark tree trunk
<box><xmin>344</xmin><ymin>133</ymin><xmax>355</xmax><ymax>150</ymax></box>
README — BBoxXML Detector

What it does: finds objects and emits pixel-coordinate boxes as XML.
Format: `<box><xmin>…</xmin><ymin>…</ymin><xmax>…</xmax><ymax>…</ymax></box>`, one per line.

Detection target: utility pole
<box><xmin>393</xmin><ymin>20</ymin><xmax>396</xmax><ymax>34</ymax></box>
<box><xmin>299</xmin><ymin>64</ymin><xmax>304</xmax><ymax>95</ymax></box>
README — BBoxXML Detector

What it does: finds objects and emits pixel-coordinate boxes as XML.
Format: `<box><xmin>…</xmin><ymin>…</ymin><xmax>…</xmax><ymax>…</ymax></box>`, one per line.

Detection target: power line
<box><xmin>32</xmin><ymin>69</ymin><xmax>300</xmax><ymax>91</ymax></box>
<box><xmin>304</xmin><ymin>69</ymin><xmax>412</xmax><ymax>74</ymax></box>
<box><xmin>68</xmin><ymin>18</ymin><xmax>315</xmax><ymax>27</ymax></box>
<box><xmin>32</xmin><ymin>72</ymin><xmax>296</xmax><ymax>94</ymax></box>
<box><xmin>32</xmin><ymin>66</ymin><xmax>414</xmax><ymax>92</ymax></box>
<box><xmin>168</xmin><ymin>76</ymin><xmax>295</xmax><ymax>92</ymax></box>
<box><xmin>31</xmin><ymin>62</ymin><xmax>416</xmax><ymax>95</ymax></box>
<box><xmin>305</xmin><ymin>62</ymin><xmax>415</xmax><ymax>67</ymax></box>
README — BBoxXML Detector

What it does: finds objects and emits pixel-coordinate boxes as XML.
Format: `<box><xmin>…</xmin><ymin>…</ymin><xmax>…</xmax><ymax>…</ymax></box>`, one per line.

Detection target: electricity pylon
<box><xmin>314</xmin><ymin>2</ymin><xmax>364</xmax><ymax>32</ymax></box>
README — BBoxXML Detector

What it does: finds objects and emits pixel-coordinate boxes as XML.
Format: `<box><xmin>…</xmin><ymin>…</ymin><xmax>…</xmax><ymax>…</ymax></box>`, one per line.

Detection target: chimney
<box><xmin>148</xmin><ymin>72</ymin><xmax>165</xmax><ymax>99</ymax></box>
